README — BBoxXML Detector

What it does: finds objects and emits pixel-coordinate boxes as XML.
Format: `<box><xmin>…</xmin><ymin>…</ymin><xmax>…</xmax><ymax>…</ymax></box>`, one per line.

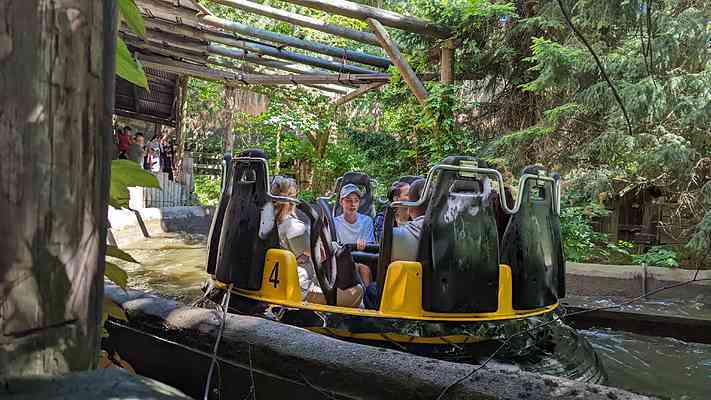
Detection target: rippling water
<box><xmin>116</xmin><ymin>233</ymin><xmax>711</xmax><ymax>399</ymax></box>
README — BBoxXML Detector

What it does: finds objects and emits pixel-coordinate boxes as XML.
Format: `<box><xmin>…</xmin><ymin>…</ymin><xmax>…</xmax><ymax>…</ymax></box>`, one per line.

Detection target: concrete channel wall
<box><xmin>108</xmin><ymin>206</ymin><xmax>214</xmax><ymax>247</ymax></box>
<box><xmin>566</xmin><ymin>262</ymin><xmax>710</xmax><ymax>300</ymax></box>
<box><xmin>105</xmin><ymin>285</ymin><xmax>654</xmax><ymax>400</ymax></box>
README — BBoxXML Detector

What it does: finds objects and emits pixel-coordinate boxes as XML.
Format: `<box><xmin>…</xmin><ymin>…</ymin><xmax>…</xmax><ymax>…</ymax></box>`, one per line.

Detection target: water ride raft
<box><xmin>203</xmin><ymin>152</ymin><xmax>606</xmax><ymax>384</ymax></box>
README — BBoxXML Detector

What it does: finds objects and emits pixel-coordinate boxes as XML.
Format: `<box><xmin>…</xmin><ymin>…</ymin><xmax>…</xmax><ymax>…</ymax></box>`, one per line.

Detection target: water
<box><xmin>580</xmin><ymin>329</ymin><xmax>711</xmax><ymax>400</ymax></box>
<box><xmin>564</xmin><ymin>295</ymin><xmax>711</xmax><ymax>321</ymax></box>
<box><xmin>116</xmin><ymin>233</ymin><xmax>711</xmax><ymax>399</ymax></box>
<box><xmin>115</xmin><ymin>233</ymin><xmax>208</xmax><ymax>303</ymax></box>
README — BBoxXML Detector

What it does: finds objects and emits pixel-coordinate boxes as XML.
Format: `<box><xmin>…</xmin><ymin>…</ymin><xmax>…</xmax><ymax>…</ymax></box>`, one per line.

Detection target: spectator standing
<box><xmin>127</xmin><ymin>133</ymin><xmax>145</xmax><ymax>165</ymax></box>
<box><xmin>144</xmin><ymin>135</ymin><xmax>161</xmax><ymax>172</ymax></box>
<box><xmin>159</xmin><ymin>133</ymin><xmax>176</xmax><ymax>180</ymax></box>
<box><xmin>116</xmin><ymin>126</ymin><xmax>132</xmax><ymax>159</ymax></box>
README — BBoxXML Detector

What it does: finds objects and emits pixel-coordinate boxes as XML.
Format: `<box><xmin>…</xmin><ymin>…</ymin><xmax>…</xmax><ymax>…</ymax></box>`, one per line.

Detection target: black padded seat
<box><xmin>501</xmin><ymin>165</ymin><xmax>565</xmax><ymax>309</ymax></box>
<box><xmin>398</xmin><ymin>175</ymin><xmax>423</xmax><ymax>185</ymax></box>
<box><xmin>333</xmin><ymin>172</ymin><xmax>375</xmax><ymax>217</ymax></box>
<box><xmin>214</xmin><ymin>155</ymin><xmax>279</xmax><ymax>289</ymax></box>
<box><xmin>206</xmin><ymin>154</ymin><xmax>233</xmax><ymax>275</ymax></box>
<box><xmin>419</xmin><ymin>156</ymin><xmax>501</xmax><ymax>313</ymax></box>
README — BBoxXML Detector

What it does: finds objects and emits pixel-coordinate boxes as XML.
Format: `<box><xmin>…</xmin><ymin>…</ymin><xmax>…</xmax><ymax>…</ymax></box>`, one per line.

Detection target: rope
<box><xmin>556</xmin><ymin>0</ymin><xmax>633</xmax><ymax>136</ymax></box>
<box><xmin>203</xmin><ymin>284</ymin><xmax>233</xmax><ymax>400</ymax></box>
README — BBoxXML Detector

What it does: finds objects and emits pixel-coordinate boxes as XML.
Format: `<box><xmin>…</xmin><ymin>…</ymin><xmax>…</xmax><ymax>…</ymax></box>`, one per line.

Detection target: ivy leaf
<box><xmin>110</xmin><ymin>159</ymin><xmax>160</xmax><ymax>208</ymax></box>
<box><xmin>105</xmin><ymin>261</ymin><xmax>129</xmax><ymax>290</ymax></box>
<box><xmin>118</xmin><ymin>0</ymin><xmax>145</xmax><ymax>38</ymax></box>
<box><xmin>103</xmin><ymin>297</ymin><xmax>128</xmax><ymax>321</ymax></box>
<box><xmin>116</xmin><ymin>37</ymin><xmax>148</xmax><ymax>90</ymax></box>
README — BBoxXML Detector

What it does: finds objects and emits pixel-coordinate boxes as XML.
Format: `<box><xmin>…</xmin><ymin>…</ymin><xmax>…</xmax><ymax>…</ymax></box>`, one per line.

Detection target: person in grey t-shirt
<box><xmin>334</xmin><ymin>183</ymin><xmax>375</xmax><ymax>284</ymax></box>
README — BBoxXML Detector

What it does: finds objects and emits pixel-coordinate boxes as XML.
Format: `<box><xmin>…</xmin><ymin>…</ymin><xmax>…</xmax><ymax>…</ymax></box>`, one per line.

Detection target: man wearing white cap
<box><xmin>334</xmin><ymin>183</ymin><xmax>375</xmax><ymax>284</ymax></box>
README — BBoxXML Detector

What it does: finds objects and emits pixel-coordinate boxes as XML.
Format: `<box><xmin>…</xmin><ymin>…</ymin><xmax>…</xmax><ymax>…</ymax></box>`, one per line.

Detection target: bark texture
<box><xmin>0</xmin><ymin>0</ymin><xmax>112</xmax><ymax>376</ymax></box>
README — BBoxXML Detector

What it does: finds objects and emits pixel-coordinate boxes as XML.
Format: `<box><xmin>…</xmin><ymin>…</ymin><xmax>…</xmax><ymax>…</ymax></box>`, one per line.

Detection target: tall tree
<box><xmin>0</xmin><ymin>0</ymin><xmax>115</xmax><ymax>375</ymax></box>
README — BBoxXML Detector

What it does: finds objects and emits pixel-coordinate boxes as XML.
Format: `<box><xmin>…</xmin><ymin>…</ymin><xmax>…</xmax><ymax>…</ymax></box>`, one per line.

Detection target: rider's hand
<box><xmin>356</xmin><ymin>239</ymin><xmax>366</xmax><ymax>251</ymax></box>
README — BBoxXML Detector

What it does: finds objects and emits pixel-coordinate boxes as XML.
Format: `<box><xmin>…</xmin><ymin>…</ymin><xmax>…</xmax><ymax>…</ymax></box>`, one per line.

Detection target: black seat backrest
<box><xmin>374</xmin><ymin>205</ymin><xmax>396</xmax><ymax>306</ymax></box>
<box><xmin>398</xmin><ymin>175</ymin><xmax>423</xmax><ymax>185</ymax></box>
<box><xmin>501</xmin><ymin>165</ymin><xmax>565</xmax><ymax>308</ymax></box>
<box><xmin>206</xmin><ymin>154</ymin><xmax>233</xmax><ymax>275</ymax></box>
<box><xmin>333</xmin><ymin>172</ymin><xmax>375</xmax><ymax>217</ymax></box>
<box><xmin>214</xmin><ymin>157</ymin><xmax>279</xmax><ymax>289</ymax></box>
<box><xmin>419</xmin><ymin>156</ymin><xmax>501</xmax><ymax>313</ymax></box>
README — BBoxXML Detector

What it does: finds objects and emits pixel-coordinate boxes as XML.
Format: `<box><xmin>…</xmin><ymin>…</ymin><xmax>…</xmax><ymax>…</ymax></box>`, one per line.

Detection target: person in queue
<box><xmin>334</xmin><ymin>183</ymin><xmax>375</xmax><ymax>285</ymax></box>
<box><xmin>364</xmin><ymin>178</ymin><xmax>427</xmax><ymax>308</ymax></box>
<box><xmin>116</xmin><ymin>126</ymin><xmax>132</xmax><ymax>159</ymax></box>
<box><xmin>374</xmin><ymin>181</ymin><xmax>410</xmax><ymax>241</ymax></box>
<box><xmin>127</xmin><ymin>132</ymin><xmax>145</xmax><ymax>166</ymax></box>
<box><xmin>271</xmin><ymin>176</ymin><xmax>363</xmax><ymax>308</ymax></box>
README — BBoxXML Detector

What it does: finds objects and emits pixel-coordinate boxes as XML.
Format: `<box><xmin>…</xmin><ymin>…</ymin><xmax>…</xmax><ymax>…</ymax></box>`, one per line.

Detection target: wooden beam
<box><xmin>334</xmin><ymin>81</ymin><xmax>386</xmax><ymax>106</ymax></box>
<box><xmin>200</xmin><ymin>14</ymin><xmax>390</xmax><ymax>68</ymax></box>
<box><xmin>367</xmin><ymin>18</ymin><xmax>428</xmax><ymax>105</ymax></box>
<box><xmin>440</xmin><ymin>39</ymin><xmax>455</xmax><ymax>84</ymax></box>
<box><xmin>284</xmin><ymin>0</ymin><xmax>452</xmax><ymax>39</ymax></box>
<box><xmin>206</xmin><ymin>42</ymin><xmax>376</xmax><ymax>75</ymax></box>
<box><xmin>121</xmin><ymin>32</ymin><xmax>210</xmax><ymax>64</ymax></box>
<box><xmin>207</xmin><ymin>58</ymin><xmax>349</xmax><ymax>94</ymax></box>
<box><xmin>209</xmin><ymin>0</ymin><xmax>380</xmax><ymax>46</ymax></box>
<box><xmin>128</xmin><ymin>25</ymin><xmax>358</xmax><ymax>91</ymax></box>
<box><xmin>136</xmin><ymin>14</ymin><xmax>378</xmax><ymax>74</ymax></box>
<box><xmin>136</xmin><ymin>53</ymin><xmax>391</xmax><ymax>85</ymax></box>
<box><xmin>141</xmin><ymin>18</ymin><xmax>361</xmax><ymax>87</ymax></box>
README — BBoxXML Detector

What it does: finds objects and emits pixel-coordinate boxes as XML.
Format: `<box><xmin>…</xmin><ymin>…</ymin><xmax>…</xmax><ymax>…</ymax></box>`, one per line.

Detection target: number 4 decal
<box><xmin>268</xmin><ymin>262</ymin><xmax>280</xmax><ymax>288</ymax></box>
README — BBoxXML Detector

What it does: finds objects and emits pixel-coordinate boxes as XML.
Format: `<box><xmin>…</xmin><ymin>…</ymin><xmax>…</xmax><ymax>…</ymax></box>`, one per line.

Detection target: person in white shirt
<box><xmin>334</xmin><ymin>183</ymin><xmax>375</xmax><ymax>285</ymax></box>
<box><xmin>271</xmin><ymin>176</ymin><xmax>362</xmax><ymax>307</ymax></box>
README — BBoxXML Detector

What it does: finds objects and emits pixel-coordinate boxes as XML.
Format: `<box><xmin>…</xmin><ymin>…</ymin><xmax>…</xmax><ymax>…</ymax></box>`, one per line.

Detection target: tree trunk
<box><xmin>0</xmin><ymin>0</ymin><xmax>115</xmax><ymax>376</ymax></box>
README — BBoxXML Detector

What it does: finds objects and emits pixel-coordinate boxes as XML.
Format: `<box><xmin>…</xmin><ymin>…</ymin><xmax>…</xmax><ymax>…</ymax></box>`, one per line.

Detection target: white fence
<box><xmin>129</xmin><ymin>171</ymin><xmax>193</xmax><ymax>209</ymax></box>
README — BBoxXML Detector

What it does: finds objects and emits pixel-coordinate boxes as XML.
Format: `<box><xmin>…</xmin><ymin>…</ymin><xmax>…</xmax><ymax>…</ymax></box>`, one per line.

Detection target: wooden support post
<box><xmin>284</xmin><ymin>0</ymin><xmax>452</xmax><ymax>39</ymax></box>
<box><xmin>175</xmin><ymin>76</ymin><xmax>189</xmax><ymax>184</ymax></box>
<box><xmin>367</xmin><ymin>18</ymin><xmax>428</xmax><ymax>105</ymax></box>
<box><xmin>334</xmin><ymin>81</ymin><xmax>387</xmax><ymax>107</ymax></box>
<box><xmin>222</xmin><ymin>87</ymin><xmax>237</xmax><ymax>154</ymax></box>
<box><xmin>0</xmin><ymin>0</ymin><xmax>114</xmax><ymax>375</ymax></box>
<box><xmin>440</xmin><ymin>39</ymin><xmax>455</xmax><ymax>84</ymax></box>
<box><xmin>208</xmin><ymin>0</ymin><xmax>381</xmax><ymax>47</ymax></box>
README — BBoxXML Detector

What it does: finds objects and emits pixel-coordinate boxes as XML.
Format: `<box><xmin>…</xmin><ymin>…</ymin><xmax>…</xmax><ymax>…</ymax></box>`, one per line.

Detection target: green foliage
<box><xmin>632</xmin><ymin>246</ymin><xmax>680</xmax><ymax>268</ymax></box>
<box><xmin>109</xmin><ymin>160</ymin><xmax>160</xmax><ymax>208</ymax></box>
<box><xmin>189</xmin><ymin>0</ymin><xmax>710</xmax><ymax>263</ymax></box>
<box><xmin>194</xmin><ymin>175</ymin><xmax>222</xmax><ymax>207</ymax></box>
<box><xmin>116</xmin><ymin>0</ymin><xmax>148</xmax><ymax>89</ymax></box>
<box><xmin>559</xmin><ymin>203</ymin><xmax>609</xmax><ymax>262</ymax></box>
<box><xmin>118</xmin><ymin>0</ymin><xmax>145</xmax><ymax>37</ymax></box>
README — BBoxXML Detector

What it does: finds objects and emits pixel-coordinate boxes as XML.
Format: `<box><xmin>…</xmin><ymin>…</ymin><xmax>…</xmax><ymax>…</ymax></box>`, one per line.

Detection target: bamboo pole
<box><xmin>334</xmin><ymin>81</ymin><xmax>387</xmax><ymax>106</ymax></box>
<box><xmin>137</xmin><ymin>53</ymin><xmax>391</xmax><ymax>85</ymax></box>
<box><xmin>208</xmin><ymin>0</ymin><xmax>380</xmax><ymax>46</ymax></box>
<box><xmin>284</xmin><ymin>0</ymin><xmax>452</xmax><ymax>39</ymax></box>
<box><xmin>138</xmin><ymin>18</ymin><xmax>378</xmax><ymax>74</ymax></box>
<box><xmin>367</xmin><ymin>18</ymin><xmax>428</xmax><ymax>104</ymax></box>
<box><xmin>200</xmin><ymin>15</ymin><xmax>390</xmax><ymax>68</ymax></box>
<box><xmin>125</xmin><ymin>28</ymin><xmax>356</xmax><ymax>92</ymax></box>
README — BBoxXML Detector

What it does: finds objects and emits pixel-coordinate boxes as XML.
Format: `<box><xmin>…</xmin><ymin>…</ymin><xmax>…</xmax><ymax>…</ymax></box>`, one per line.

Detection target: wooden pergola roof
<box><xmin>117</xmin><ymin>0</ymin><xmax>454</xmax><ymax>123</ymax></box>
